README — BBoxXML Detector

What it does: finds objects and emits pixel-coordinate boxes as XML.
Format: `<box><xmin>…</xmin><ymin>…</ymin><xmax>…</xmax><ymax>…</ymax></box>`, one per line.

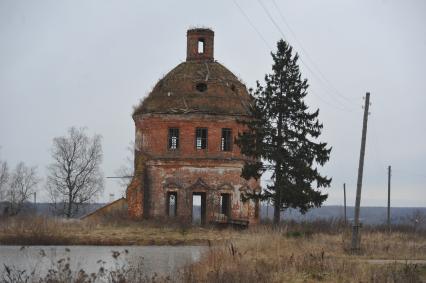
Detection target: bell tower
<box><xmin>186</xmin><ymin>28</ymin><xmax>214</xmax><ymax>62</ymax></box>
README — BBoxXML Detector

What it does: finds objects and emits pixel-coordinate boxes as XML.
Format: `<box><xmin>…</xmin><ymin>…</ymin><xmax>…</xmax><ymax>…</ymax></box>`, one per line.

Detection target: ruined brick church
<box><xmin>125</xmin><ymin>28</ymin><xmax>260</xmax><ymax>224</ymax></box>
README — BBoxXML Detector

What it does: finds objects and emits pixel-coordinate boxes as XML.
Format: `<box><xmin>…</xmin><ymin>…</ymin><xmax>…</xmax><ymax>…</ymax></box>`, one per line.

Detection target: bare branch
<box><xmin>47</xmin><ymin>127</ymin><xmax>104</xmax><ymax>218</ymax></box>
<box><xmin>5</xmin><ymin>162</ymin><xmax>40</xmax><ymax>215</ymax></box>
<box><xmin>0</xmin><ymin>160</ymin><xmax>9</xmax><ymax>201</ymax></box>
<box><xmin>114</xmin><ymin>141</ymin><xmax>134</xmax><ymax>196</ymax></box>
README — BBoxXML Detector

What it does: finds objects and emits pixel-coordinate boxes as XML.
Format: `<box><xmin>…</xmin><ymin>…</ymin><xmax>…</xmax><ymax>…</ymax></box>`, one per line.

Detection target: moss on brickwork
<box><xmin>133</xmin><ymin>61</ymin><xmax>252</xmax><ymax>117</ymax></box>
<box><xmin>127</xmin><ymin>29</ymin><xmax>260</xmax><ymax>224</ymax></box>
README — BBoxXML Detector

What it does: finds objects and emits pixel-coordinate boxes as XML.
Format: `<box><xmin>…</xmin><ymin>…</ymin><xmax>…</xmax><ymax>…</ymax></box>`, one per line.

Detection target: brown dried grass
<box><xmin>0</xmin><ymin>216</ymin><xmax>425</xmax><ymax>282</ymax></box>
<box><xmin>0</xmin><ymin>215</ymin><xmax>233</xmax><ymax>246</ymax></box>
<box><xmin>181</xmin><ymin>226</ymin><xmax>426</xmax><ymax>282</ymax></box>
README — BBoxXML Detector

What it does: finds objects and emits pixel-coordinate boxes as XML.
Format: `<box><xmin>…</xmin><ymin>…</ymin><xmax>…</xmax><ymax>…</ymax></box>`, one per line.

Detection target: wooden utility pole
<box><xmin>344</xmin><ymin>183</ymin><xmax>347</xmax><ymax>225</ymax></box>
<box><xmin>34</xmin><ymin>192</ymin><xmax>37</xmax><ymax>213</ymax></box>
<box><xmin>351</xmin><ymin>92</ymin><xmax>370</xmax><ymax>252</ymax></box>
<box><xmin>266</xmin><ymin>199</ymin><xmax>269</xmax><ymax>219</ymax></box>
<box><xmin>387</xmin><ymin>165</ymin><xmax>391</xmax><ymax>232</ymax></box>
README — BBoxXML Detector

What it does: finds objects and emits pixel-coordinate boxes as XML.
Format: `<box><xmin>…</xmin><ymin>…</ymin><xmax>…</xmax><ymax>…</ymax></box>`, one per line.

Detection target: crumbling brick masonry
<box><xmin>126</xmin><ymin>28</ymin><xmax>260</xmax><ymax>224</ymax></box>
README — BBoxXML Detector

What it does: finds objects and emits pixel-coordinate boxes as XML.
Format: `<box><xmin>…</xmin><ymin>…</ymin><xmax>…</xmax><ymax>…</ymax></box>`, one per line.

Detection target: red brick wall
<box><xmin>131</xmin><ymin>113</ymin><xmax>260</xmax><ymax>224</ymax></box>
<box><xmin>186</xmin><ymin>29</ymin><xmax>214</xmax><ymax>62</ymax></box>
<box><xmin>146</xmin><ymin>160</ymin><xmax>259</xmax><ymax>224</ymax></box>
<box><xmin>134</xmin><ymin>114</ymin><xmax>248</xmax><ymax>160</ymax></box>
<box><xmin>126</xmin><ymin>150</ymin><xmax>148</xmax><ymax>219</ymax></box>
<box><xmin>126</xmin><ymin>178</ymin><xmax>143</xmax><ymax>219</ymax></box>
<box><xmin>82</xmin><ymin>198</ymin><xmax>128</xmax><ymax>222</ymax></box>
<box><xmin>128</xmin><ymin>28</ymin><xmax>258</xmax><ymax>224</ymax></box>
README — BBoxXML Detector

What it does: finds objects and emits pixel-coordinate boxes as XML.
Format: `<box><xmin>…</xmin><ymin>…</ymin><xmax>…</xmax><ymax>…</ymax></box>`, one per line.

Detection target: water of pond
<box><xmin>0</xmin><ymin>245</ymin><xmax>206</xmax><ymax>279</ymax></box>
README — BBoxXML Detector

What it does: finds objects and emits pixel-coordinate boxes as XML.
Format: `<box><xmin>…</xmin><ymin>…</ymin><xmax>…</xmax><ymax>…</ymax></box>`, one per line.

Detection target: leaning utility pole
<box><xmin>344</xmin><ymin>183</ymin><xmax>347</xmax><ymax>225</ymax></box>
<box><xmin>266</xmin><ymin>199</ymin><xmax>269</xmax><ymax>219</ymax></box>
<box><xmin>387</xmin><ymin>165</ymin><xmax>391</xmax><ymax>232</ymax></box>
<box><xmin>34</xmin><ymin>192</ymin><xmax>37</xmax><ymax>213</ymax></box>
<box><xmin>351</xmin><ymin>92</ymin><xmax>370</xmax><ymax>252</ymax></box>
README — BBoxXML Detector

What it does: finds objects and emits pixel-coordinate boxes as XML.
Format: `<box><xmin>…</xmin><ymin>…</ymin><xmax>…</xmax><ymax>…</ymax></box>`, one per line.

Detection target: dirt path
<box><xmin>365</xmin><ymin>259</ymin><xmax>426</xmax><ymax>265</ymax></box>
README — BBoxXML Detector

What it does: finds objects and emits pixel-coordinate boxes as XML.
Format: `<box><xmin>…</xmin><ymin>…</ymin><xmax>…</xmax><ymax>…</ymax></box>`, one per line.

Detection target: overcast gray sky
<box><xmin>0</xmin><ymin>0</ymin><xmax>425</xmax><ymax>206</ymax></box>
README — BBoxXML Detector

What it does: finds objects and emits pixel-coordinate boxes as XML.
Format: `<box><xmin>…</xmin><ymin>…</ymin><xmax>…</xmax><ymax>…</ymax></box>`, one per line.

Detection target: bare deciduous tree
<box><xmin>47</xmin><ymin>127</ymin><xmax>104</xmax><ymax>218</ymax></box>
<box><xmin>6</xmin><ymin>162</ymin><xmax>39</xmax><ymax>215</ymax></box>
<box><xmin>0</xmin><ymin>160</ymin><xmax>9</xmax><ymax>202</ymax></box>
<box><xmin>114</xmin><ymin>142</ymin><xmax>134</xmax><ymax>197</ymax></box>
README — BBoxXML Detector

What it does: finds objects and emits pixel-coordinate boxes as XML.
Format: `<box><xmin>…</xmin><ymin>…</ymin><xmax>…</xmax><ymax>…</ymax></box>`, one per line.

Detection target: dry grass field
<box><xmin>0</xmin><ymin>216</ymin><xmax>235</xmax><ymax>246</ymax></box>
<box><xmin>0</xmin><ymin>216</ymin><xmax>425</xmax><ymax>282</ymax></box>
<box><xmin>183</xmin><ymin>226</ymin><xmax>426</xmax><ymax>282</ymax></box>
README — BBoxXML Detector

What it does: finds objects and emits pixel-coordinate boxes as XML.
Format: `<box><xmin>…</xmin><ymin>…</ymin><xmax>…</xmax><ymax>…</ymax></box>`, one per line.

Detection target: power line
<box><xmin>258</xmin><ymin>0</ymin><xmax>345</xmax><ymax>107</ymax></box>
<box><xmin>233</xmin><ymin>0</ymin><xmax>357</xmax><ymax>113</ymax></box>
<box><xmin>310</xmin><ymin>89</ymin><xmax>353</xmax><ymax>112</ymax></box>
<box><xmin>106</xmin><ymin>176</ymin><xmax>133</xmax><ymax>179</ymax></box>
<box><xmin>232</xmin><ymin>0</ymin><xmax>272</xmax><ymax>50</ymax></box>
<box><xmin>256</xmin><ymin>0</ymin><xmax>287</xmax><ymax>41</ymax></box>
<box><xmin>256</xmin><ymin>0</ymin><xmax>356</xmax><ymax>112</ymax></box>
<box><xmin>271</xmin><ymin>0</ymin><xmax>357</xmax><ymax>104</ymax></box>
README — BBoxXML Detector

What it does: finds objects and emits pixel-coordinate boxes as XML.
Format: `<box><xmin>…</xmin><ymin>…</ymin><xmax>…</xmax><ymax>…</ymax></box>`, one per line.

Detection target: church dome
<box><xmin>133</xmin><ymin>28</ymin><xmax>252</xmax><ymax>117</ymax></box>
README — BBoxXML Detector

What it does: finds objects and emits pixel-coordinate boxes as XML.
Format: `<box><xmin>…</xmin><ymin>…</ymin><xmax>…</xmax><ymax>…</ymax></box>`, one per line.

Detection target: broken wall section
<box><xmin>126</xmin><ymin>148</ymin><xmax>148</xmax><ymax>219</ymax></box>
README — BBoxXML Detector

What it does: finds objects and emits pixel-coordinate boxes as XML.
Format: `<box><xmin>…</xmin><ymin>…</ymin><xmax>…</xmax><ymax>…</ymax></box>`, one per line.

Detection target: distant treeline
<box><xmin>261</xmin><ymin>205</ymin><xmax>426</xmax><ymax>225</ymax></box>
<box><xmin>1</xmin><ymin>201</ymin><xmax>425</xmax><ymax>226</ymax></box>
<box><xmin>0</xmin><ymin>202</ymin><xmax>104</xmax><ymax>219</ymax></box>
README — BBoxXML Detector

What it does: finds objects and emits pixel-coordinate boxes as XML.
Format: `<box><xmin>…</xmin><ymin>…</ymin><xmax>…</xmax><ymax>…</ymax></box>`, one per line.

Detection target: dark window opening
<box><xmin>168</xmin><ymin>128</ymin><xmax>179</xmax><ymax>150</ymax></box>
<box><xmin>220</xmin><ymin>193</ymin><xmax>231</xmax><ymax>219</ymax></box>
<box><xmin>167</xmin><ymin>192</ymin><xmax>177</xmax><ymax>217</ymax></box>
<box><xmin>221</xmin><ymin>128</ymin><xmax>232</xmax><ymax>151</ymax></box>
<box><xmin>195</xmin><ymin>128</ymin><xmax>208</xmax><ymax>150</ymax></box>
<box><xmin>196</xmin><ymin>83</ymin><xmax>207</xmax><ymax>92</ymax></box>
<box><xmin>198</xmin><ymin>38</ymin><xmax>205</xmax><ymax>54</ymax></box>
<box><xmin>230</xmin><ymin>84</ymin><xmax>236</xmax><ymax>93</ymax></box>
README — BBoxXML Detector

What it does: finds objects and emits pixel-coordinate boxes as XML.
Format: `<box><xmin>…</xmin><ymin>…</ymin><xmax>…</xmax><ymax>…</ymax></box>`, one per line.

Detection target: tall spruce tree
<box><xmin>237</xmin><ymin>40</ymin><xmax>332</xmax><ymax>224</ymax></box>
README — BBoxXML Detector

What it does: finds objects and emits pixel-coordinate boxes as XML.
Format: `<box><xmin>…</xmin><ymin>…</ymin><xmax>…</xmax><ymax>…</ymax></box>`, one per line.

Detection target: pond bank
<box><xmin>0</xmin><ymin>245</ymin><xmax>207</xmax><ymax>280</ymax></box>
<box><xmin>0</xmin><ymin>217</ymin><xmax>238</xmax><ymax>246</ymax></box>
<box><xmin>0</xmin><ymin>234</ymin><xmax>214</xmax><ymax>246</ymax></box>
